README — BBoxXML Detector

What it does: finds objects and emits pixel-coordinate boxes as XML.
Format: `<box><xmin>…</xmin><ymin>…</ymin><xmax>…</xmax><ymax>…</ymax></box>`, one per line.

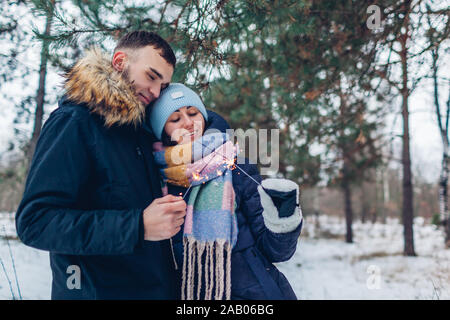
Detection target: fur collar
<box><xmin>64</xmin><ymin>48</ymin><xmax>145</xmax><ymax>127</ymax></box>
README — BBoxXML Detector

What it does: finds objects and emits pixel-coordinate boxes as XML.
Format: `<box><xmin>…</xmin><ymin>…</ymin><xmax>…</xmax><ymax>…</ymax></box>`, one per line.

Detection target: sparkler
<box><xmin>179</xmin><ymin>139</ymin><xmax>263</xmax><ymax>201</ymax></box>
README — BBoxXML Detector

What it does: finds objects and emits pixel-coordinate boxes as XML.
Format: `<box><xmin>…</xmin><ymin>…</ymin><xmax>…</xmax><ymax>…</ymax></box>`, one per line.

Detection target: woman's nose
<box><xmin>183</xmin><ymin>114</ymin><xmax>194</xmax><ymax>128</ymax></box>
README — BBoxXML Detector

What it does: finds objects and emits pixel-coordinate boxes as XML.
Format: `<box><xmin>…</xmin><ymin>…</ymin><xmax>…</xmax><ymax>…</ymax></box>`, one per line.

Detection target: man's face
<box><xmin>117</xmin><ymin>45</ymin><xmax>174</xmax><ymax>105</ymax></box>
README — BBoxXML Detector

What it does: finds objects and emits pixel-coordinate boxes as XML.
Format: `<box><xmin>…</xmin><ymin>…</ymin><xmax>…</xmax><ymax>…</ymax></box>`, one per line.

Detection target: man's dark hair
<box><xmin>114</xmin><ymin>30</ymin><xmax>176</xmax><ymax>67</ymax></box>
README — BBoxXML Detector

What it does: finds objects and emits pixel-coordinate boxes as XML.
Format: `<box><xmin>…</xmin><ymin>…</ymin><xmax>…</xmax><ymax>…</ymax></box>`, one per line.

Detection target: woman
<box><xmin>149</xmin><ymin>83</ymin><xmax>302</xmax><ymax>300</ymax></box>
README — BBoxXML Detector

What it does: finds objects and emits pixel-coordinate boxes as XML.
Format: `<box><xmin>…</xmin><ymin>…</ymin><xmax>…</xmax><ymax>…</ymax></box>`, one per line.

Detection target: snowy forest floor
<box><xmin>1</xmin><ymin>212</ymin><xmax>449</xmax><ymax>300</ymax></box>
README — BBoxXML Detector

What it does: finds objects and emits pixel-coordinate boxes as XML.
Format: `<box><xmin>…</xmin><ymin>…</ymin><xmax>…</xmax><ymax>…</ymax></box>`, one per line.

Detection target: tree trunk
<box><xmin>342</xmin><ymin>165</ymin><xmax>353</xmax><ymax>243</ymax></box>
<box><xmin>26</xmin><ymin>2</ymin><xmax>54</xmax><ymax>169</ymax></box>
<box><xmin>374</xmin><ymin>169</ymin><xmax>380</xmax><ymax>224</ymax></box>
<box><xmin>431</xmin><ymin>46</ymin><xmax>450</xmax><ymax>247</ymax></box>
<box><xmin>360</xmin><ymin>183</ymin><xmax>367</xmax><ymax>224</ymax></box>
<box><xmin>399</xmin><ymin>3</ymin><xmax>416</xmax><ymax>256</ymax></box>
<box><xmin>382</xmin><ymin>167</ymin><xmax>389</xmax><ymax>223</ymax></box>
<box><xmin>440</xmin><ymin>154</ymin><xmax>450</xmax><ymax>244</ymax></box>
<box><xmin>445</xmin><ymin>140</ymin><xmax>450</xmax><ymax>248</ymax></box>
<box><xmin>338</xmin><ymin>80</ymin><xmax>353</xmax><ymax>243</ymax></box>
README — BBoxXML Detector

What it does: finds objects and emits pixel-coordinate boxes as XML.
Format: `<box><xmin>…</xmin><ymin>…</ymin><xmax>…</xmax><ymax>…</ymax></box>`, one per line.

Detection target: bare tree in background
<box><xmin>26</xmin><ymin>0</ymin><xmax>54</xmax><ymax>169</ymax></box>
<box><xmin>398</xmin><ymin>0</ymin><xmax>416</xmax><ymax>256</ymax></box>
<box><xmin>428</xmin><ymin>24</ymin><xmax>450</xmax><ymax>246</ymax></box>
<box><xmin>376</xmin><ymin>0</ymin><xmax>449</xmax><ymax>256</ymax></box>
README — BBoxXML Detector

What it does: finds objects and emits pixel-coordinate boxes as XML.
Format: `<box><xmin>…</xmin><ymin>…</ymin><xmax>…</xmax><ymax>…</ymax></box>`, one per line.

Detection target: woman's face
<box><xmin>164</xmin><ymin>106</ymin><xmax>206</xmax><ymax>145</ymax></box>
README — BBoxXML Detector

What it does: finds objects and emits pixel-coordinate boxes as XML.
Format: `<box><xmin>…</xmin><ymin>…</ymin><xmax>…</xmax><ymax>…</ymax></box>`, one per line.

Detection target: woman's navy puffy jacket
<box><xmin>169</xmin><ymin>115</ymin><xmax>302</xmax><ymax>300</ymax></box>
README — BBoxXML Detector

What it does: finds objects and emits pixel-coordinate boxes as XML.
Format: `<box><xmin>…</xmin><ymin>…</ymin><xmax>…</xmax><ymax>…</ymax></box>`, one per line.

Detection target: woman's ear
<box><xmin>112</xmin><ymin>51</ymin><xmax>127</xmax><ymax>72</ymax></box>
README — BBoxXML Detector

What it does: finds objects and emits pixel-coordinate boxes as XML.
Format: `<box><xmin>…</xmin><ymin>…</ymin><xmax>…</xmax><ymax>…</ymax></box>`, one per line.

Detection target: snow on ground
<box><xmin>1</xmin><ymin>211</ymin><xmax>449</xmax><ymax>300</ymax></box>
<box><xmin>276</xmin><ymin>215</ymin><xmax>450</xmax><ymax>300</ymax></box>
<box><xmin>0</xmin><ymin>212</ymin><xmax>51</xmax><ymax>300</ymax></box>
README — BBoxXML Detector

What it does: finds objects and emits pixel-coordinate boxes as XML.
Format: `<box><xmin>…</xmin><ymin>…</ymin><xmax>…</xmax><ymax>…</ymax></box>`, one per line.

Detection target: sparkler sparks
<box><xmin>192</xmin><ymin>172</ymin><xmax>201</xmax><ymax>181</ymax></box>
<box><xmin>180</xmin><ymin>139</ymin><xmax>263</xmax><ymax>200</ymax></box>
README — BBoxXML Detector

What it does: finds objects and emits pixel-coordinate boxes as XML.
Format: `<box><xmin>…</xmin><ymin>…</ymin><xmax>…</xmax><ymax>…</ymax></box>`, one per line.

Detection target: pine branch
<box><xmin>0</xmin><ymin>22</ymin><xmax>18</xmax><ymax>34</ymax></box>
<box><xmin>158</xmin><ymin>0</ymin><xmax>172</xmax><ymax>27</ymax></box>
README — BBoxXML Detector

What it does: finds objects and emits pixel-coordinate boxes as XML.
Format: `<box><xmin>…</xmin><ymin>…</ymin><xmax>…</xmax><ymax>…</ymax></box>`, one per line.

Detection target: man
<box><xmin>15</xmin><ymin>30</ymin><xmax>229</xmax><ymax>299</ymax></box>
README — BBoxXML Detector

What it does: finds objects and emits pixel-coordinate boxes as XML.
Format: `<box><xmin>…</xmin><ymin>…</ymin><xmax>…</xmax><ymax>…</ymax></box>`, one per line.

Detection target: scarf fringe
<box><xmin>182</xmin><ymin>237</ymin><xmax>232</xmax><ymax>300</ymax></box>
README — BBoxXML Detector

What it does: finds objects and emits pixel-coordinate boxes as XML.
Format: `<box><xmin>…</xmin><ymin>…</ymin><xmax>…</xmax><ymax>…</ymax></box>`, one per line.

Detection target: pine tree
<box><xmin>375</xmin><ymin>0</ymin><xmax>449</xmax><ymax>256</ymax></box>
<box><xmin>203</xmin><ymin>1</ymin><xmax>390</xmax><ymax>245</ymax></box>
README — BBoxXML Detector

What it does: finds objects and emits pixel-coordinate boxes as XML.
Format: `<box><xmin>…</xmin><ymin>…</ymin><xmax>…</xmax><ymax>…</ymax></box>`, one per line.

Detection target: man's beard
<box><xmin>120</xmin><ymin>66</ymin><xmax>139</xmax><ymax>101</ymax></box>
<box><xmin>120</xmin><ymin>67</ymin><xmax>151</xmax><ymax>105</ymax></box>
<box><xmin>120</xmin><ymin>66</ymin><xmax>132</xmax><ymax>84</ymax></box>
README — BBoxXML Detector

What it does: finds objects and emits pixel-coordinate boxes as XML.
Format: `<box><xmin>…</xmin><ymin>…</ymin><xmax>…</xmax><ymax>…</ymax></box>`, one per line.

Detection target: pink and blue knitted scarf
<box><xmin>153</xmin><ymin>132</ymin><xmax>239</xmax><ymax>300</ymax></box>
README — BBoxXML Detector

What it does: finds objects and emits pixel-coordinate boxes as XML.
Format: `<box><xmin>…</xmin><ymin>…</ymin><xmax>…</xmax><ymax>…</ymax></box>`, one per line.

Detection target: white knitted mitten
<box><xmin>257</xmin><ymin>178</ymin><xmax>303</xmax><ymax>233</ymax></box>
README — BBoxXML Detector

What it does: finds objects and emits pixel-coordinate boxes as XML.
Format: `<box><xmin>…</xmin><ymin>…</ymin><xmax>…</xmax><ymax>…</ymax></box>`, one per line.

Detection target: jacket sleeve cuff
<box><xmin>137</xmin><ymin>209</ymin><xmax>146</xmax><ymax>248</ymax></box>
<box><xmin>257</xmin><ymin>179</ymin><xmax>303</xmax><ymax>234</ymax></box>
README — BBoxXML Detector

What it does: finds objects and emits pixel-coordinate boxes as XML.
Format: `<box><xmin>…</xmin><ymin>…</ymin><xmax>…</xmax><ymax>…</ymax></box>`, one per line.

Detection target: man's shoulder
<box><xmin>51</xmin><ymin>95</ymin><xmax>92</xmax><ymax>119</ymax></box>
<box><xmin>45</xmin><ymin>95</ymin><xmax>106</xmax><ymax>131</ymax></box>
<box><xmin>41</xmin><ymin>96</ymin><xmax>100</xmax><ymax>137</ymax></box>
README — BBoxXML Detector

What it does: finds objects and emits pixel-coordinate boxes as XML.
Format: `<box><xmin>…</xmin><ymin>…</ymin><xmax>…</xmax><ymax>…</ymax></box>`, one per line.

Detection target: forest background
<box><xmin>0</xmin><ymin>0</ymin><xmax>449</xmax><ymax>258</ymax></box>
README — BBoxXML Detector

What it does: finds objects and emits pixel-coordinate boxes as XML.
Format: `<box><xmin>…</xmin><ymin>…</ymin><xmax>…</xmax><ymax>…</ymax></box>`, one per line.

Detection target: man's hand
<box><xmin>143</xmin><ymin>194</ymin><xmax>187</xmax><ymax>241</ymax></box>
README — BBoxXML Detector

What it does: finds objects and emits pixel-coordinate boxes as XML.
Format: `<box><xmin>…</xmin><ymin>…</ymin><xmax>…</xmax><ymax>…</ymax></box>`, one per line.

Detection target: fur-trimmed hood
<box><xmin>64</xmin><ymin>48</ymin><xmax>145</xmax><ymax>127</ymax></box>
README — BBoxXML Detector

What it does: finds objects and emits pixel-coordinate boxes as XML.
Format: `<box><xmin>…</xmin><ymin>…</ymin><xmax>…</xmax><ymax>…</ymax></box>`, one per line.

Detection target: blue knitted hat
<box><xmin>149</xmin><ymin>83</ymin><xmax>209</xmax><ymax>140</ymax></box>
